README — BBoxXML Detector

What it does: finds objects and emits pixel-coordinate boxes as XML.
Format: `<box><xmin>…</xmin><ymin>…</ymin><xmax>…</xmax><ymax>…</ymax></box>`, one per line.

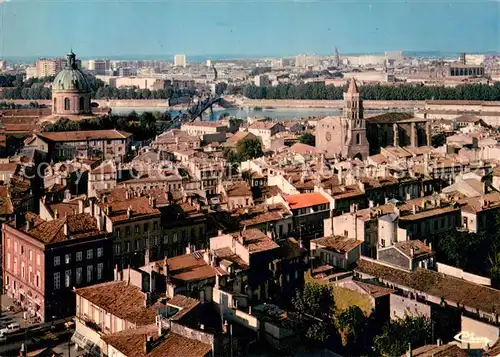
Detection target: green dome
<box><xmin>52</xmin><ymin>52</ymin><xmax>91</xmax><ymax>92</ymax></box>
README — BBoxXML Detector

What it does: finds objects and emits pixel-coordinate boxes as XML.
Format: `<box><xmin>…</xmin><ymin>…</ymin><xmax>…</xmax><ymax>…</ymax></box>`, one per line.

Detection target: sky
<box><xmin>0</xmin><ymin>0</ymin><xmax>499</xmax><ymax>59</ymax></box>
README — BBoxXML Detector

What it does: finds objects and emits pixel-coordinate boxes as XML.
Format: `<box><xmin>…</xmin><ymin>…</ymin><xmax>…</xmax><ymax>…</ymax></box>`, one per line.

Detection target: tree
<box><xmin>292</xmin><ymin>282</ymin><xmax>335</xmax><ymax>320</ymax></box>
<box><xmin>223</xmin><ymin>148</ymin><xmax>241</xmax><ymax>164</ymax></box>
<box><xmin>139</xmin><ymin>112</ymin><xmax>156</xmax><ymax>132</ymax></box>
<box><xmin>336</xmin><ymin>306</ymin><xmax>367</xmax><ymax>347</ymax></box>
<box><xmin>237</xmin><ymin>139</ymin><xmax>263</xmax><ymax>161</ymax></box>
<box><xmin>300</xmin><ymin>133</ymin><xmax>316</xmax><ymax>146</ymax></box>
<box><xmin>374</xmin><ymin>315</ymin><xmax>432</xmax><ymax>357</ymax></box>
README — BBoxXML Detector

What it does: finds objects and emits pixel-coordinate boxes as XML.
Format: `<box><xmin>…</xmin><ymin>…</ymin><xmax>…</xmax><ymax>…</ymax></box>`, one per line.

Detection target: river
<box><xmin>111</xmin><ymin>106</ymin><xmax>384</xmax><ymax>120</ymax></box>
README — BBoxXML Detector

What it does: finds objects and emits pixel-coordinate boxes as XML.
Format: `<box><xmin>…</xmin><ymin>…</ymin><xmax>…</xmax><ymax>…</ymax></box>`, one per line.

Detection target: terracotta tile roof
<box><xmin>165</xmin><ymin>253</ymin><xmax>216</xmax><ymax>282</ymax></box>
<box><xmin>311</xmin><ymin>236</ymin><xmax>362</xmax><ymax>254</ymax></box>
<box><xmin>183</xmin><ymin>120</ymin><xmax>227</xmax><ymax>128</ymax></box>
<box><xmin>232</xmin><ymin>228</ymin><xmax>279</xmax><ymax>254</ymax></box>
<box><xmin>213</xmin><ymin>247</ymin><xmax>249</xmax><ymax>271</ymax></box>
<box><xmin>279</xmin><ymin>237</ymin><xmax>305</xmax><ymax>260</ymax></box>
<box><xmin>0</xmin><ymin>163</ymin><xmax>19</xmax><ymax>173</ymax></box>
<box><xmin>355</xmin><ymin>259</ymin><xmax>500</xmax><ymax>314</ymax></box>
<box><xmin>226</xmin><ymin>131</ymin><xmax>255</xmax><ymax>144</ymax></box>
<box><xmin>49</xmin><ymin>201</ymin><xmax>80</xmax><ymax>218</ymax></box>
<box><xmin>485</xmin><ymin>338</ymin><xmax>500</xmax><ymax>356</ymax></box>
<box><xmin>352</xmin><ymin>281</ymin><xmax>394</xmax><ymax>298</ymax></box>
<box><xmin>100</xmin><ymin>196</ymin><xmax>160</xmax><ymax>223</ymax></box>
<box><xmin>225</xmin><ymin>182</ymin><xmax>252</xmax><ymax>197</ymax></box>
<box><xmin>330</xmin><ymin>185</ymin><xmax>364</xmax><ymax>200</ymax></box>
<box><xmin>101</xmin><ymin>324</ymin><xmax>212</xmax><ymax>357</ymax></box>
<box><xmin>0</xmin><ymin>185</ymin><xmax>13</xmax><ymax>215</ymax></box>
<box><xmin>74</xmin><ymin>281</ymin><xmax>161</xmax><ymax>325</ymax></box>
<box><xmin>14</xmin><ymin>213</ymin><xmax>103</xmax><ymax>244</ymax></box>
<box><xmin>238</xmin><ymin>203</ymin><xmax>291</xmax><ymax>227</ymax></box>
<box><xmin>393</xmin><ymin>240</ymin><xmax>433</xmax><ymax>259</ymax></box>
<box><xmin>289</xmin><ymin>142</ymin><xmax>316</xmax><ymax>155</ymax></box>
<box><xmin>404</xmin><ymin>344</ymin><xmax>468</xmax><ymax>357</ymax></box>
<box><xmin>248</xmin><ymin>121</ymin><xmax>280</xmax><ymax>130</ymax></box>
<box><xmin>91</xmin><ymin>162</ymin><xmax>115</xmax><ymax>174</ymax></box>
<box><xmin>285</xmin><ymin>192</ymin><xmax>329</xmax><ymax>210</ymax></box>
<box><xmin>37</xmin><ymin>129</ymin><xmax>131</xmax><ymax>142</ymax></box>
<box><xmin>459</xmin><ymin>192</ymin><xmax>500</xmax><ymax>214</ymax></box>
<box><xmin>368</xmin><ymin>154</ymin><xmax>387</xmax><ymax>164</ymax></box>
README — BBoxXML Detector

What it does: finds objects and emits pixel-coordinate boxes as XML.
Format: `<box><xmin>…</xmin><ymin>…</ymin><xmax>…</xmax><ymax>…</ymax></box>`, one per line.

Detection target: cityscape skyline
<box><xmin>0</xmin><ymin>0</ymin><xmax>499</xmax><ymax>59</ymax></box>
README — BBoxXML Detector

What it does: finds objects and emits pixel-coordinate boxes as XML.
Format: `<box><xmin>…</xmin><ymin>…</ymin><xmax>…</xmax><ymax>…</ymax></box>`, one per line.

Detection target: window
<box><xmin>21</xmin><ymin>262</ymin><xmax>25</xmax><ymax>279</ymax></box>
<box><xmin>86</xmin><ymin>249</ymin><xmax>93</xmax><ymax>260</ymax></box>
<box><xmin>65</xmin><ymin>270</ymin><xmax>71</xmax><ymax>287</ymax></box>
<box><xmin>36</xmin><ymin>272</ymin><xmax>40</xmax><ymax>288</ymax></box>
<box><xmin>116</xmin><ymin>228</ymin><xmax>121</xmax><ymax>238</ymax></box>
<box><xmin>6</xmin><ymin>253</ymin><xmax>10</xmax><ymax>271</ymax></box>
<box><xmin>29</xmin><ymin>250</ymin><xmax>32</xmax><ymax>261</ymax></box>
<box><xmin>97</xmin><ymin>247</ymin><xmax>103</xmax><ymax>258</ymax></box>
<box><xmin>173</xmin><ymin>233</ymin><xmax>178</xmax><ymax>242</ymax></box>
<box><xmin>21</xmin><ymin>245</ymin><xmax>24</xmax><ymax>255</ymax></box>
<box><xmin>144</xmin><ymin>238</ymin><xmax>149</xmax><ymax>248</ymax></box>
<box><xmin>153</xmin><ymin>222</ymin><xmax>158</xmax><ymax>230</ymax></box>
<box><xmin>125</xmin><ymin>241</ymin><xmax>130</xmax><ymax>252</ymax></box>
<box><xmin>76</xmin><ymin>251</ymin><xmax>83</xmax><ymax>262</ymax></box>
<box><xmin>76</xmin><ymin>267</ymin><xmax>82</xmax><ymax>284</ymax></box>
<box><xmin>97</xmin><ymin>263</ymin><xmax>103</xmax><ymax>280</ymax></box>
<box><xmin>65</xmin><ymin>254</ymin><xmax>71</xmax><ymax>264</ymax></box>
<box><xmin>356</xmin><ymin>133</ymin><xmax>361</xmax><ymax>145</ymax></box>
<box><xmin>125</xmin><ymin>227</ymin><xmax>131</xmax><ymax>236</ymax></box>
<box><xmin>135</xmin><ymin>240</ymin><xmax>140</xmax><ymax>250</ymax></box>
<box><xmin>134</xmin><ymin>225</ymin><xmax>139</xmax><ymax>234</ymax></box>
<box><xmin>163</xmin><ymin>235</ymin><xmax>168</xmax><ymax>244</ymax></box>
<box><xmin>144</xmin><ymin>223</ymin><xmax>149</xmax><ymax>232</ymax></box>
<box><xmin>54</xmin><ymin>256</ymin><xmax>60</xmax><ymax>266</ymax></box>
<box><xmin>14</xmin><ymin>242</ymin><xmax>17</xmax><ymax>253</ymax></box>
<box><xmin>87</xmin><ymin>266</ymin><xmax>93</xmax><ymax>282</ymax></box>
<box><xmin>29</xmin><ymin>267</ymin><xmax>33</xmax><ymax>284</ymax></box>
<box><xmin>79</xmin><ymin>97</ymin><xmax>85</xmax><ymax>111</ymax></box>
<box><xmin>64</xmin><ymin>98</ymin><xmax>70</xmax><ymax>111</ymax></box>
<box><xmin>114</xmin><ymin>243</ymin><xmax>121</xmax><ymax>255</ymax></box>
<box><xmin>54</xmin><ymin>272</ymin><xmax>61</xmax><ymax>290</ymax></box>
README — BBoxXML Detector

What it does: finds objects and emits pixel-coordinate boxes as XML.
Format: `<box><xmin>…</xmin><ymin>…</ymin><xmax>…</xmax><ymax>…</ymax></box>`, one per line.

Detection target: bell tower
<box><xmin>342</xmin><ymin>78</ymin><xmax>369</xmax><ymax>160</ymax></box>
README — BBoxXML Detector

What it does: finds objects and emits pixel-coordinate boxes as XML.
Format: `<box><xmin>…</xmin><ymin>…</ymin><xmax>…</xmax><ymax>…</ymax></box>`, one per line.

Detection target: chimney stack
<box><xmin>54</xmin><ymin>209</ymin><xmax>59</xmax><ymax>219</ymax></box>
<box><xmin>410</xmin><ymin>247</ymin><xmax>415</xmax><ymax>258</ymax></box>
<box><xmin>406</xmin><ymin>343</ymin><xmax>412</xmax><ymax>357</ymax></box>
<box><xmin>113</xmin><ymin>264</ymin><xmax>118</xmax><ymax>281</ymax></box>
<box><xmin>79</xmin><ymin>199</ymin><xmax>84</xmax><ymax>214</ymax></box>
<box><xmin>64</xmin><ymin>221</ymin><xmax>69</xmax><ymax>236</ymax></box>
<box><xmin>144</xmin><ymin>292</ymin><xmax>150</xmax><ymax>308</ymax></box>
<box><xmin>127</xmin><ymin>206</ymin><xmax>132</xmax><ymax>219</ymax></box>
<box><xmin>26</xmin><ymin>218</ymin><xmax>33</xmax><ymax>231</ymax></box>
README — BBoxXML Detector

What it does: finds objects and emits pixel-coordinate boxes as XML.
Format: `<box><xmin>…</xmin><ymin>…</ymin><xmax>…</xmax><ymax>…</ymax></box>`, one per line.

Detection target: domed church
<box><xmin>52</xmin><ymin>51</ymin><xmax>92</xmax><ymax>116</ymax></box>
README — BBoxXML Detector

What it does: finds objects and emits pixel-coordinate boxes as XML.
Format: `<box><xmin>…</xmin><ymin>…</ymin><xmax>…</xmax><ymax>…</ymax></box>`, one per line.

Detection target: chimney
<box><xmin>412</xmin><ymin>204</ymin><xmax>417</xmax><ymax>214</ymax></box>
<box><xmin>406</xmin><ymin>193</ymin><xmax>411</xmax><ymax>201</ymax></box>
<box><xmin>144</xmin><ymin>292</ymin><xmax>150</xmax><ymax>308</ymax></box>
<box><xmin>203</xmin><ymin>250</ymin><xmax>211</xmax><ymax>265</ymax></box>
<box><xmin>406</xmin><ymin>343</ymin><xmax>412</xmax><ymax>357</ymax></box>
<box><xmin>25</xmin><ymin>218</ymin><xmax>33</xmax><ymax>231</ymax></box>
<box><xmin>113</xmin><ymin>264</ymin><xmax>118</xmax><ymax>281</ymax></box>
<box><xmin>217</xmin><ymin>229</ymin><xmax>223</xmax><ymax>236</ymax></box>
<box><xmin>79</xmin><ymin>199</ymin><xmax>84</xmax><ymax>214</ymax></box>
<box><xmin>125</xmin><ymin>190</ymin><xmax>131</xmax><ymax>200</ymax></box>
<box><xmin>186</xmin><ymin>245</ymin><xmax>192</xmax><ymax>254</ymax></box>
<box><xmin>145</xmin><ymin>248</ymin><xmax>150</xmax><ymax>266</ymax></box>
<box><xmin>384</xmin><ymin>197</ymin><xmax>389</xmax><ymax>204</ymax></box>
<box><xmin>150</xmin><ymin>197</ymin><xmax>156</xmax><ymax>209</ymax></box>
<box><xmin>410</xmin><ymin>246</ymin><xmax>415</xmax><ymax>258</ymax></box>
<box><xmin>143</xmin><ymin>336</ymin><xmax>152</xmax><ymax>354</ymax></box>
<box><xmin>106</xmin><ymin>205</ymin><xmax>112</xmax><ymax>216</ymax></box>
<box><xmin>64</xmin><ymin>221</ymin><xmax>69</xmax><ymax>236</ymax></box>
<box><xmin>429</xmin><ymin>242</ymin><xmax>432</xmax><ymax>251</ymax></box>
<box><xmin>127</xmin><ymin>206</ymin><xmax>132</xmax><ymax>219</ymax></box>
<box><xmin>369</xmin><ymin>200</ymin><xmax>374</xmax><ymax>208</ymax></box>
<box><xmin>19</xmin><ymin>343</ymin><xmax>27</xmax><ymax>357</ymax></box>
<box><xmin>54</xmin><ymin>209</ymin><xmax>59</xmax><ymax>219</ymax></box>
<box><xmin>90</xmin><ymin>200</ymin><xmax>95</xmax><ymax>216</ymax></box>
<box><xmin>436</xmin><ymin>338</ymin><xmax>443</xmax><ymax>346</ymax></box>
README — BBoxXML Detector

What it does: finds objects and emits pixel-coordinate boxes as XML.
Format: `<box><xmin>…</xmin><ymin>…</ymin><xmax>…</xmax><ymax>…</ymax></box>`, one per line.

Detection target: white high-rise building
<box><xmin>174</xmin><ymin>54</ymin><xmax>187</xmax><ymax>67</ymax></box>
<box><xmin>0</xmin><ymin>60</ymin><xmax>6</xmax><ymax>71</ymax></box>
<box><xmin>206</xmin><ymin>59</ymin><xmax>212</xmax><ymax>68</ymax></box>
<box><xmin>88</xmin><ymin>59</ymin><xmax>108</xmax><ymax>75</ymax></box>
<box><xmin>295</xmin><ymin>54</ymin><xmax>319</xmax><ymax>68</ymax></box>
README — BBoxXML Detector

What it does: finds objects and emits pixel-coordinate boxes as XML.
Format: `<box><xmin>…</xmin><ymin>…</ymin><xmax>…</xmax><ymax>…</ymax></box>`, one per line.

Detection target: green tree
<box><xmin>374</xmin><ymin>315</ymin><xmax>432</xmax><ymax>357</ymax></box>
<box><xmin>139</xmin><ymin>112</ymin><xmax>156</xmax><ymax>132</ymax></box>
<box><xmin>336</xmin><ymin>306</ymin><xmax>368</xmax><ymax>349</ymax></box>
<box><xmin>237</xmin><ymin>138</ymin><xmax>264</xmax><ymax>161</ymax></box>
<box><xmin>223</xmin><ymin>148</ymin><xmax>241</xmax><ymax>164</ymax></box>
<box><xmin>300</xmin><ymin>133</ymin><xmax>316</xmax><ymax>146</ymax></box>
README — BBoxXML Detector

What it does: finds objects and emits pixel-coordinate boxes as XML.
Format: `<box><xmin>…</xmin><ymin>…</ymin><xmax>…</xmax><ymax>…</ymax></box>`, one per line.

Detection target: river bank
<box><xmin>2</xmin><ymin>98</ymin><xmax>425</xmax><ymax>110</ymax></box>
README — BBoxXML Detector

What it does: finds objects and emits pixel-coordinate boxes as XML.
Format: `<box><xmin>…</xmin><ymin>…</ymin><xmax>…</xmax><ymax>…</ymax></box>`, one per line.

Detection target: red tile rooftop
<box><xmin>37</xmin><ymin>129</ymin><xmax>131</xmax><ymax>142</ymax></box>
<box><xmin>284</xmin><ymin>192</ymin><xmax>329</xmax><ymax>210</ymax></box>
<box><xmin>99</xmin><ymin>196</ymin><xmax>160</xmax><ymax>223</ymax></box>
<box><xmin>232</xmin><ymin>228</ymin><xmax>280</xmax><ymax>254</ymax></box>
<box><xmin>101</xmin><ymin>324</ymin><xmax>212</xmax><ymax>357</ymax></box>
<box><xmin>74</xmin><ymin>281</ymin><xmax>161</xmax><ymax>326</ymax></box>
<box><xmin>311</xmin><ymin>236</ymin><xmax>362</xmax><ymax>254</ymax></box>
<box><xmin>355</xmin><ymin>259</ymin><xmax>500</xmax><ymax>314</ymax></box>
<box><xmin>165</xmin><ymin>253</ymin><xmax>216</xmax><ymax>282</ymax></box>
<box><xmin>9</xmin><ymin>213</ymin><xmax>104</xmax><ymax>244</ymax></box>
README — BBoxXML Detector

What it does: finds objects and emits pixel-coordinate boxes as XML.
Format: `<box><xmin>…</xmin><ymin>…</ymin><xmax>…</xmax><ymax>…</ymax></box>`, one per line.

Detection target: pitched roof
<box><xmin>404</xmin><ymin>344</ymin><xmax>468</xmax><ymax>357</ymax></box>
<box><xmin>289</xmin><ymin>142</ymin><xmax>316</xmax><ymax>155</ymax></box>
<box><xmin>74</xmin><ymin>281</ymin><xmax>161</xmax><ymax>326</ymax></box>
<box><xmin>165</xmin><ymin>253</ymin><xmax>216</xmax><ymax>282</ymax></box>
<box><xmin>232</xmin><ymin>228</ymin><xmax>280</xmax><ymax>254</ymax></box>
<box><xmin>100</xmin><ymin>196</ymin><xmax>160</xmax><ymax>223</ymax></box>
<box><xmin>347</xmin><ymin>78</ymin><xmax>359</xmax><ymax>94</ymax></box>
<box><xmin>37</xmin><ymin>129</ymin><xmax>131</xmax><ymax>142</ymax></box>
<box><xmin>393</xmin><ymin>240</ymin><xmax>433</xmax><ymax>259</ymax></box>
<box><xmin>311</xmin><ymin>236</ymin><xmax>362</xmax><ymax>254</ymax></box>
<box><xmin>13</xmin><ymin>213</ymin><xmax>103</xmax><ymax>244</ymax></box>
<box><xmin>284</xmin><ymin>192</ymin><xmax>329</xmax><ymax>210</ymax></box>
<box><xmin>101</xmin><ymin>324</ymin><xmax>212</xmax><ymax>357</ymax></box>
<box><xmin>355</xmin><ymin>259</ymin><xmax>500</xmax><ymax>314</ymax></box>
